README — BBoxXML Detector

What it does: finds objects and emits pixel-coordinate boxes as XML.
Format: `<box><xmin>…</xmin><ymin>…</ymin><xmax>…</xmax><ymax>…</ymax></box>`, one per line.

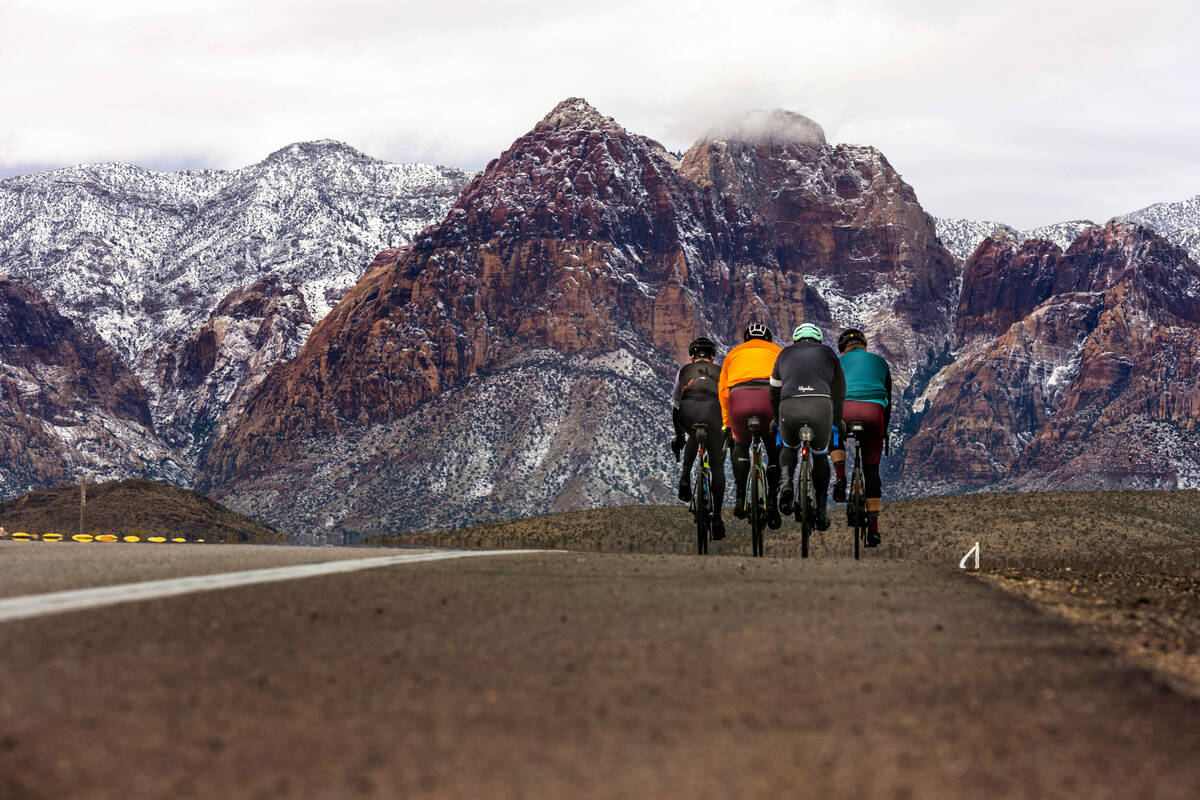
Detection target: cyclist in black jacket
<box><xmin>770</xmin><ymin>323</ymin><xmax>845</xmax><ymax>531</ymax></box>
<box><xmin>672</xmin><ymin>337</ymin><xmax>727</xmax><ymax>540</ymax></box>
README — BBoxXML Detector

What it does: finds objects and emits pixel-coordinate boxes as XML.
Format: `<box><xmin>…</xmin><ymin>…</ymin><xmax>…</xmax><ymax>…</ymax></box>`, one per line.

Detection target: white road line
<box><xmin>0</xmin><ymin>550</ymin><xmax>554</xmax><ymax>624</ymax></box>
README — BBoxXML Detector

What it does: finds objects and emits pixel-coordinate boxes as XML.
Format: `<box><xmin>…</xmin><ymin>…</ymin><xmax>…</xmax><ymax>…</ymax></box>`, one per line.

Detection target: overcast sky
<box><xmin>2</xmin><ymin>0</ymin><xmax>1197</xmax><ymax>228</ymax></box>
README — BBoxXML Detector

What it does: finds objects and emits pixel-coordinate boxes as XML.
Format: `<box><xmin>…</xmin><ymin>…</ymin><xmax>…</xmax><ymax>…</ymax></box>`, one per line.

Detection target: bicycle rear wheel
<box><xmin>850</xmin><ymin>466</ymin><xmax>865</xmax><ymax>560</ymax></box>
<box><xmin>694</xmin><ymin>452</ymin><xmax>710</xmax><ymax>555</ymax></box>
<box><xmin>799</xmin><ymin>459</ymin><xmax>812</xmax><ymax>559</ymax></box>
<box><xmin>753</xmin><ymin>462</ymin><xmax>763</xmax><ymax>556</ymax></box>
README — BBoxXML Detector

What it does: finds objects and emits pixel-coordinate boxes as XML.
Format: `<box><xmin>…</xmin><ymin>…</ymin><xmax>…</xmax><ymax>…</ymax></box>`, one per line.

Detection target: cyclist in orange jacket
<box><xmin>719</xmin><ymin>322</ymin><xmax>784</xmax><ymax>529</ymax></box>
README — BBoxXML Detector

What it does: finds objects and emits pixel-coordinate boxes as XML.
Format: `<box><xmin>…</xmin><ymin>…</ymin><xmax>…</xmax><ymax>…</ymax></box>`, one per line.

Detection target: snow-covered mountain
<box><xmin>937</xmin><ymin>193</ymin><xmax>1200</xmax><ymax>266</ymax></box>
<box><xmin>0</xmin><ymin>141</ymin><xmax>473</xmax><ymax>467</ymax></box>
<box><xmin>935</xmin><ymin>218</ymin><xmax>1096</xmax><ymax>262</ymax></box>
<box><xmin>1117</xmin><ymin>194</ymin><xmax>1200</xmax><ymax>264</ymax></box>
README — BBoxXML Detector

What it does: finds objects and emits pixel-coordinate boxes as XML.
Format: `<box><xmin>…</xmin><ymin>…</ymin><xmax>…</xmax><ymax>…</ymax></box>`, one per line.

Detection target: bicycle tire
<box><xmin>750</xmin><ymin>465</ymin><xmax>764</xmax><ymax>557</ymax></box>
<box><xmin>799</xmin><ymin>458</ymin><xmax>812</xmax><ymax>559</ymax></box>
<box><xmin>853</xmin><ymin>509</ymin><xmax>861</xmax><ymax>560</ymax></box>
<box><xmin>694</xmin><ymin>447</ymin><xmax>710</xmax><ymax>555</ymax></box>
<box><xmin>850</xmin><ymin>465</ymin><xmax>864</xmax><ymax>560</ymax></box>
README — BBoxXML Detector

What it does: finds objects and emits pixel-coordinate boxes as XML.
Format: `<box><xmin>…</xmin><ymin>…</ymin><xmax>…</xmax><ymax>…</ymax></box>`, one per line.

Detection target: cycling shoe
<box><xmin>778</xmin><ymin>487</ymin><xmax>794</xmax><ymax>516</ymax></box>
<box><xmin>815</xmin><ymin>505</ymin><xmax>831</xmax><ymax>531</ymax></box>
<box><xmin>733</xmin><ymin>496</ymin><xmax>747</xmax><ymax>520</ymax></box>
<box><xmin>832</xmin><ymin>478</ymin><xmax>847</xmax><ymax>503</ymax></box>
<box><xmin>711</xmin><ymin>516</ymin><xmax>726</xmax><ymax>541</ymax></box>
<box><xmin>767</xmin><ymin>504</ymin><xmax>782</xmax><ymax>530</ymax></box>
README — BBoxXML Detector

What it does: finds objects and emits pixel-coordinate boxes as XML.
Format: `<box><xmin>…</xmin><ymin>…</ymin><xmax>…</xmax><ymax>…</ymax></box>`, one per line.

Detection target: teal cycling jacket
<box><xmin>840</xmin><ymin>348</ymin><xmax>891</xmax><ymax>408</ymax></box>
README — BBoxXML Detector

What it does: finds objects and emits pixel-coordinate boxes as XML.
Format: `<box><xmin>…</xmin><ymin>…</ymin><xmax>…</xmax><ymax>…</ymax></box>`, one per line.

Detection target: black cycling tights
<box><xmin>863</xmin><ymin>462</ymin><xmax>881</xmax><ymax>500</ymax></box>
<box><xmin>781</xmin><ymin>446</ymin><xmax>830</xmax><ymax>501</ymax></box>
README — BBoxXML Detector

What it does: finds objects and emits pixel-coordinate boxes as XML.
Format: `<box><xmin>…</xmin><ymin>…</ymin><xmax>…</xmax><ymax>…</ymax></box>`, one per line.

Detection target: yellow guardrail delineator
<box><xmin>12</xmin><ymin>532</ymin><xmax>32</xmax><ymax>540</ymax></box>
<box><xmin>96</xmin><ymin>535</ymin><xmax>118</xmax><ymax>543</ymax></box>
<box><xmin>147</xmin><ymin>536</ymin><xmax>167</xmax><ymax>543</ymax></box>
<box><xmin>72</xmin><ymin>534</ymin><xmax>94</xmax><ymax>543</ymax></box>
<box><xmin>43</xmin><ymin>533</ymin><xmax>64</xmax><ymax>542</ymax></box>
<box><xmin>123</xmin><ymin>535</ymin><xmax>140</xmax><ymax>543</ymax></box>
<box><xmin>171</xmin><ymin>538</ymin><xmax>186</xmax><ymax>543</ymax></box>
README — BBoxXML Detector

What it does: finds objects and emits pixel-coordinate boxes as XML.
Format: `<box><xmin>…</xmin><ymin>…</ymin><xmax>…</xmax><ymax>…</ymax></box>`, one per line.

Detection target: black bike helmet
<box><xmin>837</xmin><ymin>327</ymin><xmax>867</xmax><ymax>352</ymax></box>
<box><xmin>688</xmin><ymin>336</ymin><xmax>717</xmax><ymax>360</ymax></box>
<box><xmin>743</xmin><ymin>322</ymin><xmax>773</xmax><ymax>342</ymax></box>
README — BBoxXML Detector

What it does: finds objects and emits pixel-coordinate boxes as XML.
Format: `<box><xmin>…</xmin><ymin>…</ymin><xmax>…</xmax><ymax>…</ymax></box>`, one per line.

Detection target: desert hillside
<box><xmin>0</xmin><ymin>478</ymin><xmax>283</xmax><ymax>543</ymax></box>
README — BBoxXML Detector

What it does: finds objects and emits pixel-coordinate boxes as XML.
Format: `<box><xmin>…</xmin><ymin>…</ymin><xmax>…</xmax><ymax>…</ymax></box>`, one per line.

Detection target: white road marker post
<box><xmin>959</xmin><ymin>542</ymin><xmax>980</xmax><ymax>570</ymax></box>
<box><xmin>79</xmin><ymin>474</ymin><xmax>87</xmax><ymax>539</ymax></box>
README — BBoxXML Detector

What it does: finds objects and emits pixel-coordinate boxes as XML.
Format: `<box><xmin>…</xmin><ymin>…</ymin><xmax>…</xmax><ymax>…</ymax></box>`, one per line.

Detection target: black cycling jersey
<box><xmin>672</xmin><ymin>360</ymin><xmax>721</xmax><ymax>406</ymax></box>
<box><xmin>769</xmin><ymin>339</ymin><xmax>845</xmax><ymax>424</ymax></box>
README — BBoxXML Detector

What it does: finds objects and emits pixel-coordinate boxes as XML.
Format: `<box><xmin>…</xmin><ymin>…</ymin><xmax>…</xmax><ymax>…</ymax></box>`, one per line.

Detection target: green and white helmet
<box><xmin>793</xmin><ymin>323</ymin><xmax>823</xmax><ymax>342</ymax></box>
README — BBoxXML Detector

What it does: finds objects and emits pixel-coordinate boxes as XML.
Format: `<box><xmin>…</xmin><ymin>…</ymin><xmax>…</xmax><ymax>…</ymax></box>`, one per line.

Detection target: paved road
<box><xmin>1</xmin><ymin>542</ymin><xmax>1198</xmax><ymax>798</ymax></box>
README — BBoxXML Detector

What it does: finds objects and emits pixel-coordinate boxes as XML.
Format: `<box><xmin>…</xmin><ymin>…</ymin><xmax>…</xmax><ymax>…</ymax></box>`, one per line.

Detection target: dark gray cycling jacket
<box><xmin>769</xmin><ymin>340</ymin><xmax>845</xmax><ymax>424</ymax></box>
<box><xmin>672</xmin><ymin>360</ymin><xmax>721</xmax><ymax>407</ymax></box>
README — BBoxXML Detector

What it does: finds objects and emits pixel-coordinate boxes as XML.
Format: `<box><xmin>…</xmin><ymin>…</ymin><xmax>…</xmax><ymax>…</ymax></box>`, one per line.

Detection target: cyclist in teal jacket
<box><xmin>830</xmin><ymin>328</ymin><xmax>892</xmax><ymax>547</ymax></box>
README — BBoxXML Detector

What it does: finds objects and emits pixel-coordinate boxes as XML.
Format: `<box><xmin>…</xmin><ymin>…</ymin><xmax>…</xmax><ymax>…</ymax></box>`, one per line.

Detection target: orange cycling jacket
<box><xmin>718</xmin><ymin>338</ymin><xmax>783</xmax><ymax>428</ymax></box>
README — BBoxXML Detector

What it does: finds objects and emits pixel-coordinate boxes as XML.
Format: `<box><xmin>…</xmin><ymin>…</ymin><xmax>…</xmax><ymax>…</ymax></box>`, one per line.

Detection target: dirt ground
<box><xmin>982</xmin><ymin>567</ymin><xmax>1200</xmax><ymax>694</ymax></box>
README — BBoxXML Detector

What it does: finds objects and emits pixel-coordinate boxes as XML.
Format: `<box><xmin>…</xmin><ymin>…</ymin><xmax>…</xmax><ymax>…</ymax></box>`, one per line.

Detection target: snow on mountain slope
<box><xmin>0</xmin><ymin>141</ymin><xmax>471</xmax><ymax>360</ymax></box>
<box><xmin>936</xmin><ymin>218</ymin><xmax>1096</xmax><ymax>262</ymax></box>
<box><xmin>0</xmin><ymin>141</ymin><xmax>473</xmax><ymax>473</ymax></box>
<box><xmin>0</xmin><ymin>277</ymin><xmax>189</xmax><ymax>497</ymax></box>
<box><xmin>938</xmin><ymin>192</ymin><xmax>1200</xmax><ymax>267</ymax></box>
<box><xmin>1117</xmin><ymin>194</ymin><xmax>1200</xmax><ymax>264</ymax></box>
<box><xmin>213</xmin><ymin>349</ymin><xmax>675</xmax><ymax>541</ymax></box>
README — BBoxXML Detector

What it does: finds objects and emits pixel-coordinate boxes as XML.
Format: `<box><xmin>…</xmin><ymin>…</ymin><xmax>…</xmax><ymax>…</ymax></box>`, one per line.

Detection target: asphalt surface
<box><xmin>2</xmin><ymin>542</ymin><xmax>1199</xmax><ymax>799</ymax></box>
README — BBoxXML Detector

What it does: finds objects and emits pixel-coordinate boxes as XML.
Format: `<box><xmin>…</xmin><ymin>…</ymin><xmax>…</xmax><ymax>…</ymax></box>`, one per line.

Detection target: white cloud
<box><xmin>2</xmin><ymin>0</ymin><xmax>1198</xmax><ymax>227</ymax></box>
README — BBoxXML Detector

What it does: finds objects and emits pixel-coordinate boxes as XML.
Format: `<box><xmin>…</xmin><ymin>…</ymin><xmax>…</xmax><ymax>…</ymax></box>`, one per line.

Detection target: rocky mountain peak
<box><xmin>536</xmin><ymin>97</ymin><xmax>617</xmax><ymax>132</ymax></box>
<box><xmin>428</xmin><ymin>95</ymin><xmax>694</xmax><ymax>252</ymax></box>
<box><xmin>262</xmin><ymin>139</ymin><xmax>374</xmax><ymax>168</ymax></box>
<box><xmin>984</xmin><ymin>227</ymin><xmax>1022</xmax><ymax>249</ymax></box>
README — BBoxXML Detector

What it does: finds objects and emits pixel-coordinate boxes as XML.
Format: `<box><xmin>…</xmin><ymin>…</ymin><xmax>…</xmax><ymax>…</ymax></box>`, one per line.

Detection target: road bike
<box><xmin>844</xmin><ymin>420</ymin><xmax>869</xmax><ymax>560</ymax></box>
<box><xmin>744</xmin><ymin>416</ymin><xmax>768</xmax><ymax>557</ymax></box>
<box><xmin>687</xmin><ymin>423</ymin><xmax>714</xmax><ymax>555</ymax></box>
<box><xmin>794</xmin><ymin>425</ymin><xmax>830</xmax><ymax>559</ymax></box>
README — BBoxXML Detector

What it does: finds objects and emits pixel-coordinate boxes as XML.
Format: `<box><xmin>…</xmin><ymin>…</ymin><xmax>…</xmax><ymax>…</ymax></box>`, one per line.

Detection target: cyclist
<box><xmin>830</xmin><ymin>328</ymin><xmax>892</xmax><ymax>547</ymax></box>
<box><xmin>719</xmin><ymin>322</ymin><xmax>784</xmax><ymax>529</ymax></box>
<box><xmin>671</xmin><ymin>336</ymin><xmax>727</xmax><ymax>539</ymax></box>
<box><xmin>770</xmin><ymin>323</ymin><xmax>845</xmax><ymax>531</ymax></box>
